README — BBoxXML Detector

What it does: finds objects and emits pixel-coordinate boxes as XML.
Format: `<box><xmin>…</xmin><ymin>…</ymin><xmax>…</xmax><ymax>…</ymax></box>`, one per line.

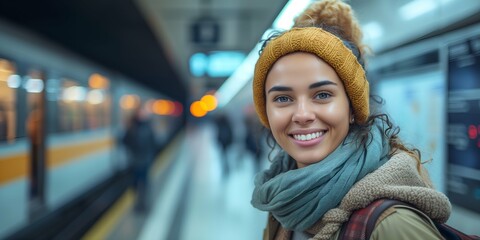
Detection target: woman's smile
<box><xmin>289</xmin><ymin>129</ymin><xmax>326</xmax><ymax>146</ymax></box>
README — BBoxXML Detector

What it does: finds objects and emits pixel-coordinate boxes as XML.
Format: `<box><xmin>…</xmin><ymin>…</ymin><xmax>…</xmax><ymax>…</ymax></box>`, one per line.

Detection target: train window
<box><xmin>86</xmin><ymin>74</ymin><xmax>111</xmax><ymax>129</ymax></box>
<box><xmin>58</xmin><ymin>78</ymin><xmax>86</xmax><ymax>132</ymax></box>
<box><xmin>49</xmin><ymin>74</ymin><xmax>112</xmax><ymax>133</ymax></box>
<box><xmin>0</xmin><ymin>59</ymin><xmax>18</xmax><ymax>143</ymax></box>
<box><xmin>46</xmin><ymin>78</ymin><xmax>60</xmax><ymax>134</ymax></box>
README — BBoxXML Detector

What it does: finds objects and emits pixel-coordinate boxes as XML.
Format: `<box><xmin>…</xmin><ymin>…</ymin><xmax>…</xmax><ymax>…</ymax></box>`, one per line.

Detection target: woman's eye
<box><xmin>273</xmin><ymin>96</ymin><xmax>290</xmax><ymax>103</ymax></box>
<box><xmin>315</xmin><ymin>92</ymin><xmax>331</xmax><ymax>99</ymax></box>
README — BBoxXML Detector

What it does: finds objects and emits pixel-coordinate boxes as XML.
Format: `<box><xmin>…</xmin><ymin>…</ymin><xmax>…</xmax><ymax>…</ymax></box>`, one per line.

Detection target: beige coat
<box><xmin>260</xmin><ymin>151</ymin><xmax>451</xmax><ymax>240</ymax></box>
<box><xmin>263</xmin><ymin>205</ymin><xmax>445</xmax><ymax>240</ymax></box>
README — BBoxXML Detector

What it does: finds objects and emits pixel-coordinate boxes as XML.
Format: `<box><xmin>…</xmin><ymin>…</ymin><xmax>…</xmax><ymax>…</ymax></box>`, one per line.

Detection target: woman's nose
<box><xmin>292</xmin><ymin>100</ymin><xmax>315</xmax><ymax>125</ymax></box>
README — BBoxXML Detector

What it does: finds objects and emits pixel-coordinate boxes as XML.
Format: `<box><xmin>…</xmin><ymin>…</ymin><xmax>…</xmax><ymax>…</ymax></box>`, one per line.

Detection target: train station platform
<box><xmin>82</xmin><ymin>122</ymin><xmax>268</xmax><ymax>240</ymax></box>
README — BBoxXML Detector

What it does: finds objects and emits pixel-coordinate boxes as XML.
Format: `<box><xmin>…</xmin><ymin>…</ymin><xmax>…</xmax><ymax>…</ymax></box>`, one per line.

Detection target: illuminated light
<box><xmin>200</xmin><ymin>94</ymin><xmax>217</xmax><ymax>111</ymax></box>
<box><xmin>167</xmin><ymin>101</ymin><xmax>175</xmax><ymax>114</ymax></box>
<box><xmin>86</xmin><ymin>89</ymin><xmax>104</xmax><ymax>105</ymax></box>
<box><xmin>172</xmin><ymin>101</ymin><xmax>183</xmax><ymax>116</ymax></box>
<box><xmin>63</xmin><ymin>86</ymin><xmax>86</xmax><ymax>101</ymax></box>
<box><xmin>468</xmin><ymin>125</ymin><xmax>477</xmax><ymax>140</ymax></box>
<box><xmin>153</xmin><ymin>100</ymin><xmax>174</xmax><ymax>115</ymax></box>
<box><xmin>399</xmin><ymin>0</ymin><xmax>436</xmax><ymax>20</ymax></box>
<box><xmin>25</xmin><ymin>78</ymin><xmax>44</xmax><ymax>93</ymax></box>
<box><xmin>88</xmin><ymin>73</ymin><xmax>109</xmax><ymax>89</ymax></box>
<box><xmin>190</xmin><ymin>101</ymin><xmax>207</xmax><ymax>117</ymax></box>
<box><xmin>363</xmin><ymin>22</ymin><xmax>383</xmax><ymax>40</ymax></box>
<box><xmin>189</xmin><ymin>52</ymin><xmax>208</xmax><ymax>77</ymax></box>
<box><xmin>7</xmin><ymin>74</ymin><xmax>21</xmax><ymax>88</ymax></box>
<box><xmin>120</xmin><ymin>95</ymin><xmax>140</xmax><ymax>109</ymax></box>
<box><xmin>207</xmin><ymin>51</ymin><xmax>246</xmax><ymax>78</ymax></box>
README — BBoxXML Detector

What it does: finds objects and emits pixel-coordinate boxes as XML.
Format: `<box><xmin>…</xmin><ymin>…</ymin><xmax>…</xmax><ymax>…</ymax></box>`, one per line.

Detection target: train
<box><xmin>0</xmin><ymin>18</ymin><xmax>184</xmax><ymax>239</ymax></box>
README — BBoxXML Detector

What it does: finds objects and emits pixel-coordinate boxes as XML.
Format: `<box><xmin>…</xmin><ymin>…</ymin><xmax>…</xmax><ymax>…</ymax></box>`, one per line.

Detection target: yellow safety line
<box><xmin>81</xmin><ymin>188</ymin><xmax>135</xmax><ymax>240</ymax></box>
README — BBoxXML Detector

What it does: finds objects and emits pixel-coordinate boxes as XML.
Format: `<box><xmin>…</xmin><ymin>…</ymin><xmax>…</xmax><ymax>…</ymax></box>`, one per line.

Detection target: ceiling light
<box><xmin>399</xmin><ymin>0</ymin><xmax>437</xmax><ymax>20</ymax></box>
<box><xmin>363</xmin><ymin>22</ymin><xmax>383</xmax><ymax>40</ymax></box>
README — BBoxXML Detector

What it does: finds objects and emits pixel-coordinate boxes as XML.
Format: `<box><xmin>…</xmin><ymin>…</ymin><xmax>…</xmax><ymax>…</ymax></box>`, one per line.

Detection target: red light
<box><xmin>468</xmin><ymin>125</ymin><xmax>477</xmax><ymax>139</ymax></box>
<box><xmin>173</xmin><ymin>101</ymin><xmax>183</xmax><ymax>116</ymax></box>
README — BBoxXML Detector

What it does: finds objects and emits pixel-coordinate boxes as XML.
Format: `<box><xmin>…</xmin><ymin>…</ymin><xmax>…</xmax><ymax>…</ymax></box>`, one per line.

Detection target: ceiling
<box><xmin>135</xmin><ymin>0</ymin><xmax>287</xmax><ymax>98</ymax></box>
<box><xmin>0</xmin><ymin>0</ymin><xmax>479</xmax><ymax>104</ymax></box>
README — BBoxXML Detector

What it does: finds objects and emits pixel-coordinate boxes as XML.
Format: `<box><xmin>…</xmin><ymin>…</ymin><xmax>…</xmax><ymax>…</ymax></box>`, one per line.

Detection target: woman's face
<box><xmin>265</xmin><ymin>52</ymin><xmax>352</xmax><ymax>168</ymax></box>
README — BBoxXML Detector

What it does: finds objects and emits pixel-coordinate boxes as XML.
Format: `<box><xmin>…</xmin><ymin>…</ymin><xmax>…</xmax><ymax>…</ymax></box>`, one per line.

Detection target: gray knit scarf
<box><xmin>251</xmin><ymin>122</ymin><xmax>391</xmax><ymax>231</ymax></box>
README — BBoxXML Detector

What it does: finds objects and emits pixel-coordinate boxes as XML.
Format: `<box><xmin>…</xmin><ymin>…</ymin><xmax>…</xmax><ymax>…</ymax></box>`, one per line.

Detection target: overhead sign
<box><xmin>191</xmin><ymin>17</ymin><xmax>220</xmax><ymax>45</ymax></box>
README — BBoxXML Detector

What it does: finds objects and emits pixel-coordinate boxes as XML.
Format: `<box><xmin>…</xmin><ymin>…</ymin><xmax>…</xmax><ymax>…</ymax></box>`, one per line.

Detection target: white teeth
<box><xmin>293</xmin><ymin>132</ymin><xmax>322</xmax><ymax>141</ymax></box>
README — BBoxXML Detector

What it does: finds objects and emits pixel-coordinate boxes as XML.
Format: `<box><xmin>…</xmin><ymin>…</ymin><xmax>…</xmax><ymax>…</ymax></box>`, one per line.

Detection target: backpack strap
<box><xmin>339</xmin><ymin>199</ymin><xmax>409</xmax><ymax>240</ymax></box>
<box><xmin>434</xmin><ymin>222</ymin><xmax>480</xmax><ymax>240</ymax></box>
<box><xmin>340</xmin><ymin>199</ymin><xmax>480</xmax><ymax>240</ymax></box>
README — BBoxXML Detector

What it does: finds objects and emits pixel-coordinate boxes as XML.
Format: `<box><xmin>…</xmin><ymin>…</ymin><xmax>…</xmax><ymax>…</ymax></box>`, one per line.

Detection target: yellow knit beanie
<box><xmin>253</xmin><ymin>27</ymin><xmax>369</xmax><ymax>128</ymax></box>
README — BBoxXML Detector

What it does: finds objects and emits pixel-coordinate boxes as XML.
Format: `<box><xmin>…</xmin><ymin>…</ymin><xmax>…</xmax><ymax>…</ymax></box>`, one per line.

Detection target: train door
<box><xmin>25</xmin><ymin>70</ymin><xmax>47</xmax><ymax>217</ymax></box>
<box><xmin>0</xmin><ymin>60</ymin><xmax>47</xmax><ymax>236</ymax></box>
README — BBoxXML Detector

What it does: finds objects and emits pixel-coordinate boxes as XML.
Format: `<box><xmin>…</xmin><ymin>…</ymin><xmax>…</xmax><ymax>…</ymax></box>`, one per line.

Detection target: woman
<box><xmin>250</xmin><ymin>0</ymin><xmax>451</xmax><ymax>239</ymax></box>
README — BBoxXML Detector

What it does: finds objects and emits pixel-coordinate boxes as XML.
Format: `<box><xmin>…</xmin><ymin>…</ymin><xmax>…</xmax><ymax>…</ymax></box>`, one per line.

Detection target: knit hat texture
<box><xmin>253</xmin><ymin>27</ymin><xmax>369</xmax><ymax>128</ymax></box>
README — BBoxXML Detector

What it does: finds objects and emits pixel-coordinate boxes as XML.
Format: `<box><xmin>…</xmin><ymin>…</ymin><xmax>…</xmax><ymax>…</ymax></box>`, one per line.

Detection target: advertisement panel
<box><xmin>446</xmin><ymin>35</ymin><xmax>480</xmax><ymax>213</ymax></box>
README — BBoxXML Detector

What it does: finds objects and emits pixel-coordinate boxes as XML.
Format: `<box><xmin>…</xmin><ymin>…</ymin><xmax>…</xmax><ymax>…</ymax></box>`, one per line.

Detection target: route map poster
<box><xmin>446</xmin><ymin>34</ymin><xmax>480</xmax><ymax>213</ymax></box>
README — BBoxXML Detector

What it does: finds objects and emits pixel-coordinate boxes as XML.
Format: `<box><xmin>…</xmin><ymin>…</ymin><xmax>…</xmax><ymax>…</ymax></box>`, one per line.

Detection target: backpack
<box><xmin>339</xmin><ymin>199</ymin><xmax>480</xmax><ymax>240</ymax></box>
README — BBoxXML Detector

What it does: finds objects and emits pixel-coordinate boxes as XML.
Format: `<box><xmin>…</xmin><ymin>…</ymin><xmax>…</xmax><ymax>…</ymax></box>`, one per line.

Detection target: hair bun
<box><xmin>293</xmin><ymin>0</ymin><xmax>367</xmax><ymax>57</ymax></box>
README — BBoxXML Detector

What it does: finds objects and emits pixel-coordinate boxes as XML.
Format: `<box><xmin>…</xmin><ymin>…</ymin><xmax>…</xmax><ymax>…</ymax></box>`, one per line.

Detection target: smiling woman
<box><xmin>249</xmin><ymin>0</ymin><xmax>452</xmax><ymax>240</ymax></box>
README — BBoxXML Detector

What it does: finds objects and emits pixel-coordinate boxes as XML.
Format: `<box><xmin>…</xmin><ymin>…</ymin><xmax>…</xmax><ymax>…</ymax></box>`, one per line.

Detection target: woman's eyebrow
<box><xmin>267</xmin><ymin>86</ymin><xmax>292</xmax><ymax>94</ymax></box>
<box><xmin>309</xmin><ymin>80</ymin><xmax>337</xmax><ymax>89</ymax></box>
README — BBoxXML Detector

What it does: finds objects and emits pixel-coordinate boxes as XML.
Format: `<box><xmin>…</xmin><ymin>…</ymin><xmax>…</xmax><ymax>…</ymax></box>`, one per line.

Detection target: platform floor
<box><xmin>85</xmin><ymin>121</ymin><xmax>480</xmax><ymax>240</ymax></box>
<box><xmin>99</xmin><ymin>122</ymin><xmax>268</xmax><ymax>240</ymax></box>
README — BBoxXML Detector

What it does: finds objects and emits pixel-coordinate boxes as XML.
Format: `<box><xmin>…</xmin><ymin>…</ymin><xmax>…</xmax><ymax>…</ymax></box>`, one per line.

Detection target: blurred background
<box><xmin>0</xmin><ymin>0</ymin><xmax>479</xmax><ymax>239</ymax></box>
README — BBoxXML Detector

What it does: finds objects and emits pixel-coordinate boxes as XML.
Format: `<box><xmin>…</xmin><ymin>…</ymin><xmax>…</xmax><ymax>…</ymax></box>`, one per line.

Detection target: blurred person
<box><xmin>26</xmin><ymin>102</ymin><xmax>46</xmax><ymax>217</ymax></box>
<box><xmin>250</xmin><ymin>0</ymin><xmax>452</xmax><ymax>239</ymax></box>
<box><xmin>244</xmin><ymin>113</ymin><xmax>265</xmax><ymax>174</ymax></box>
<box><xmin>123</xmin><ymin>104</ymin><xmax>157</xmax><ymax>213</ymax></box>
<box><xmin>214</xmin><ymin>113</ymin><xmax>233</xmax><ymax>178</ymax></box>
<box><xmin>0</xmin><ymin>105</ymin><xmax>7</xmax><ymax>141</ymax></box>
